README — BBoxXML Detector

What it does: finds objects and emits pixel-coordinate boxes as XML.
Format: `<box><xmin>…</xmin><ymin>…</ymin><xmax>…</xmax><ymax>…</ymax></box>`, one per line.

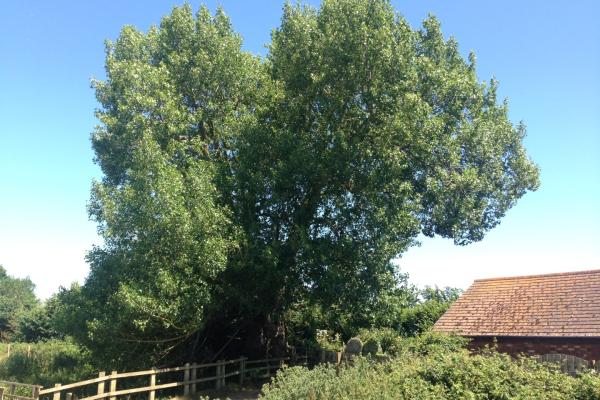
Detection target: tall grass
<box><xmin>0</xmin><ymin>340</ymin><xmax>93</xmax><ymax>387</ymax></box>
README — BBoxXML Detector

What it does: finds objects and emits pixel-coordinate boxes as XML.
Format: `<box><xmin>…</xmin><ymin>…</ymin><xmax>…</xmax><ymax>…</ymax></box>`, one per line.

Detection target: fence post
<box><xmin>215</xmin><ymin>361</ymin><xmax>225</xmax><ymax>390</ymax></box>
<box><xmin>239</xmin><ymin>357</ymin><xmax>246</xmax><ymax>386</ymax></box>
<box><xmin>97</xmin><ymin>371</ymin><xmax>105</xmax><ymax>399</ymax></box>
<box><xmin>148</xmin><ymin>368</ymin><xmax>156</xmax><ymax>400</ymax></box>
<box><xmin>32</xmin><ymin>386</ymin><xmax>40</xmax><ymax>400</ymax></box>
<box><xmin>52</xmin><ymin>384</ymin><xmax>61</xmax><ymax>400</ymax></box>
<box><xmin>183</xmin><ymin>363</ymin><xmax>190</xmax><ymax>396</ymax></box>
<box><xmin>190</xmin><ymin>363</ymin><xmax>197</xmax><ymax>395</ymax></box>
<box><xmin>0</xmin><ymin>387</ymin><xmax>4</xmax><ymax>400</ymax></box>
<box><xmin>8</xmin><ymin>385</ymin><xmax>15</xmax><ymax>397</ymax></box>
<box><xmin>109</xmin><ymin>371</ymin><xmax>117</xmax><ymax>400</ymax></box>
<box><xmin>6</xmin><ymin>344</ymin><xmax>10</xmax><ymax>358</ymax></box>
<box><xmin>65</xmin><ymin>393</ymin><xmax>73</xmax><ymax>400</ymax></box>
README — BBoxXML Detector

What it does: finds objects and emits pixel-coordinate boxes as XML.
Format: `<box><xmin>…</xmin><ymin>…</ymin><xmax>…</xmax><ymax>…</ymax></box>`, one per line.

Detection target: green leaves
<box><xmin>92</xmin><ymin>4</ymin><xmax>262</xmax><ymax>185</ymax></box>
<box><xmin>83</xmin><ymin>134</ymin><xmax>235</xmax><ymax>367</ymax></box>
<box><xmin>0</xmin><ymin>266</ymin><xmax>38</xmax><ymax>342</ymax></box>
<box><xmin>260</xmin><ymin>335</ymin><xmax>600</xmax><ymax>400</ymax></box>
<box><xmin>78</xmin><ymin>0</ymin><xmax>539</xmax><ymax>367</ymax></box>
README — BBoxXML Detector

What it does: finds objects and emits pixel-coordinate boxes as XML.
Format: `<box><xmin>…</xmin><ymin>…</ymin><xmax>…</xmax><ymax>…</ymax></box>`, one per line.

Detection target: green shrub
<box><xmin>260</xmin><ymin>334</ymin><xmax>600</xmax><ymax>400</ymax></box>
<box><xmin>357</xmin><ymin>328</ymin><xmax>402</xmax><ymax>355</ymax></box>
<box><xmin>0</xmin><ymin>340</ymin><xmax>93</xmax><ymax>387</ymax></box>
<box><xmin>399</xmin><ymin>331</ymin><xmax>469</xmax><ymax>355</ymax></box>
<box><xmin>361</xmin><ymin>339</ymin><xmax>380</xmax><ymax>356</ymax></box>
<box><xmin>398</xmin><ymin>300</ymin><xmax>451</xmax><ymax>336</ymax></box>
<box><xmin>315</xmin><ymin>330</ymin><xmax>343</xmax><ymax>352</ymax></box>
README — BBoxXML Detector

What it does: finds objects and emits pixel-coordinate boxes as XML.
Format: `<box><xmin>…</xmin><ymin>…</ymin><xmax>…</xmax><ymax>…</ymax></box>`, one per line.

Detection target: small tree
<box><xmin>0</xmin><ymin>266</ymin><xmax>38</xmax><ymax>341</ymax></box>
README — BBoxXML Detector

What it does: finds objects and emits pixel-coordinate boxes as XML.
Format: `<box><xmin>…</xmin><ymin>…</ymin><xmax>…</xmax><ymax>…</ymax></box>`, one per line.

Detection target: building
<box><xmin>433</xmin><ymin>269</ymin><xmax>600</xmax><ymax>362</ymax></box>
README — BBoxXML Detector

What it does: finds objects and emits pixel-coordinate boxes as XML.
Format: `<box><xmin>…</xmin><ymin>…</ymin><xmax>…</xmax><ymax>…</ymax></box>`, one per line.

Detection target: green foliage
<box><xmin>357</xmin><ymin>328</ymin><xmax>402</xmax><ymax>355</ymax></box>
<box><xmin>361</xmin><ymin>339</ymin><xmax>380</xmax><ymax>356</ymax></box>
<box><xmin>68</xmin><ymin>137</ymin><xmax>235</xmax><ymax>368</ymax></box>
<box><xmin>14</xmin><ymin>293</ymin><xmax>64</xmax><ymax>343</ymax></box>
<box><xmin>419</xmin><ymin>286</ymin><xmax>461</xmax><ymax>303</ymax></box>
<box><xmin>260</xmin><ymin>335</ymin><xmax>600</xmax><ymax>399</ymax></box>
<box><xmin>15</xmin><ymin>305</ymin><xmax>59</xmax><ymax>343</ymax></box>
<box><xmin>0</xmin><ymin>266</ymin><xmax>38</xmax><ymax>342</ymax></box>
<box><xmin>398</xmin><ymin>331</ymin><xmax>469</xmax><ymax>355</ymax></box>
<box><xmin>315</xmin><ymin>330</ymin><xmax>343</xmax><ymax>352</ymax></box>
<box><xmin>356</xmin><ymin>329</ymin><xmax>467</xmax><ymax>358</ymax></box>
<box><xmin>0</xmin><ymin>340</ymin><xmax>93</xmax><ymax>387</ymax></box>
<box><xmin>78</xmin><ymin>0</ymin><xmax>539</xmax><ymax>366</ymax></box>
<box><xmin>66</xmin><ymin>3</ymin><xmax>258</xmax><ymax>369</ymax></box>
<box><xmin>396</xmin><ymin>287</ymin><xmax>461</xmax><ymax>336</ymax></box>
<box><xmin>398</xmin><ymin>299</ymin><xmax>451</xmax><ymax>336</ymax></box>
<box><xmin>284</xmin><ymin>274</ymin><xmax>418</xmax><ymax>343</ymax></box>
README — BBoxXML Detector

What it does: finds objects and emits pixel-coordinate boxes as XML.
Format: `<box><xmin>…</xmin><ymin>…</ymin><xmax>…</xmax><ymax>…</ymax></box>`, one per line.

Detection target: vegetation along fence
<box><xmin>34</xmin><ymin>356</ymin><xmax>302</xmax><ymax>400</ymax></box>
<box><xmin>536</xmin><ymin>353</ymin><xmax>600</xmax><ymax>376</ymax></box>
<box><xmin>0</xmin><ymin>380</ymin><xmax>41</xmax><ymax>400</ymax></box>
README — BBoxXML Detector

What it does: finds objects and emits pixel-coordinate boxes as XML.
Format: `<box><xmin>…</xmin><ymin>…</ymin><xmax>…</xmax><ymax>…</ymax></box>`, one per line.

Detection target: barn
<box><xmin>433</xmin><ymin>269</ymin><xmax>600</xmax><ymax>362</ymax></box>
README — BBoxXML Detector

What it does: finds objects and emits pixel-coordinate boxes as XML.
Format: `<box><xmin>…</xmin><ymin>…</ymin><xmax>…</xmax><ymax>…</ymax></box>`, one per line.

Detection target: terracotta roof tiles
<box><xmin>433</xmin><ymin>269</ymin><xmax>600</xmax><ymax>337</ymax></box>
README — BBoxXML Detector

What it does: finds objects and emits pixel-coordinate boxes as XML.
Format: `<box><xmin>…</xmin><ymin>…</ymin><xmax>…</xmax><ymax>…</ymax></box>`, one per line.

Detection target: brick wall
<box><xmin>468</xmin><ymin>336</ymin><xmax>600</xmax><ymax>362</ymax></box>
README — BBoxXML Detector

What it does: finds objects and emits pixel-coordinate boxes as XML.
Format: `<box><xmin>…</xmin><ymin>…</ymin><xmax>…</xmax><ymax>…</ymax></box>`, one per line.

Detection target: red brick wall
<box><xmin>468</xmin><ymin>336</ymin><xmax>600</xmax><ymax>362</ymax></box>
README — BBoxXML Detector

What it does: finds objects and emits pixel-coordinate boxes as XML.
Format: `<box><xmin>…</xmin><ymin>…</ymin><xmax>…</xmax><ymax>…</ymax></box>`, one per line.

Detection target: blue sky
<box><xmin>1</xmin><ymin>0</ymin><xmax>598</xmax><ymax>298</ymax></box>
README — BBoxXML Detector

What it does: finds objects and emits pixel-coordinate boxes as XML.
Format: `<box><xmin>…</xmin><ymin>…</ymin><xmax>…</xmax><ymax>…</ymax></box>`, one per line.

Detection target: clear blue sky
<box><xmin>1</xmin><ymin>0</ymin><xmax>598</xmax><ymax>298</ymax></box>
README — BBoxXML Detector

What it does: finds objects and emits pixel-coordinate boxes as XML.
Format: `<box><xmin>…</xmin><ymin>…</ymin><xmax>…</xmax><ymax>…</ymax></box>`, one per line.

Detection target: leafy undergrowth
<box><xmin>0</xmin><ymin>340</ymin><xmax>93</xmax><ymax>387</ymax></box>
<box><xmin>260</xmin><ymin>334</ymin><xmax>600</xmax><ymax>400</ymax></box>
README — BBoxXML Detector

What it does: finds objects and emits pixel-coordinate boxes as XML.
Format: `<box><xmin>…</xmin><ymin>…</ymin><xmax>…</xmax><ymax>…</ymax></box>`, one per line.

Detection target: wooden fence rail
<box><xmin>0</xmin><ymin>380</ymin><xmax>41</xmax><ymax>400</ymax></box>
<box><xmin>35</xmin><ymin>356</ymin><xmax>295</xmax><ymax>400</ymax></box>
<box><xmin>536</xmin><ymin>353</ymin><xmax>599</xmax><ymax>376</ymax></box>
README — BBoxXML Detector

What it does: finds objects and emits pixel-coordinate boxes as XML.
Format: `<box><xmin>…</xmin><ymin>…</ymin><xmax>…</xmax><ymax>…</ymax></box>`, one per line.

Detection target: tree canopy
<box><xmin>68</xmin><ymin>0</ymin><xmax>539</xmax><ymax>368</ymax></box>
<box><xmin>0</xmin><ymin>266</ymin><xmax>38</xmax><ymax>341</ymax></box>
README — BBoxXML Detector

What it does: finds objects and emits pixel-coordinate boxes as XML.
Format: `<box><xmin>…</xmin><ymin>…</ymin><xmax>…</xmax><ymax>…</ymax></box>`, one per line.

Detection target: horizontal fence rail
<box><xmin>36</xmin><ymin>356</ymin><xmax>301</xmax><ymax>400</ymax></box>
<box><xmin>536</xmin><ymin>353</ymin><xmax>599</xmax><ymax>375</ymax></box>
<box><xmin>0</xmin><ymin>380</ymin><xmax>41</xmax><ymax>400</ymax></box>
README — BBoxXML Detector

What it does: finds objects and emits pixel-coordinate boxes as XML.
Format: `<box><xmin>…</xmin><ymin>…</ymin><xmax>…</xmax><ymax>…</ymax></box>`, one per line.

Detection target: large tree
<box><xmin>72</xmin><ymin>0</ymin><xmax>539</xmax><ymax>367</ymax></box>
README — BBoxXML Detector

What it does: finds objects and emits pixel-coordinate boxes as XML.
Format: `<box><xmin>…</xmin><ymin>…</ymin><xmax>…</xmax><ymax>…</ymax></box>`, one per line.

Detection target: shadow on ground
<box><xmin>172</xmin><ymin>388</ymin><xmax>261</xmax><ymax>400</ymax></box>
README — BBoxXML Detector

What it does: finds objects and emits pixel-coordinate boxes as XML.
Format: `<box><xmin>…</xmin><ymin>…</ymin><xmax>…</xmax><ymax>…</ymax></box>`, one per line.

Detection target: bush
<box><xmin>399</xmin><ymin>331</ymin><xmax>469</xmax><ymax>355</ymax></box>
<box><xmin>315</xmin><ymin>330</ymin><xmax>343</xmax><ymax>352</ymax></box>
<box><xmin>260</xmin><ymin>334</ymin><xmax>600</xmax><ymax>400</ymax></box>
<box><xmin>357</xmin><ymin>328</ymin><xmax>403</xmax><ymax>355</ymax></box>
<box><xmin>398</xmin><ymin>300</ymin><xmax>452</xmax><ymax>336</ymax></box>
<box><xmin>361</xmin><ymin>339</ymin><xmax>380</xmax><ymax>356</ymax></box>
<box><xmin>0</xmin><ymin>340</ymin><xmax>93</xmax><ymax>387</ymax></box>
<box><xmin>15</xmin><ymin>303</ymin><xmax>62</xmax><ymax>343</ymax></box>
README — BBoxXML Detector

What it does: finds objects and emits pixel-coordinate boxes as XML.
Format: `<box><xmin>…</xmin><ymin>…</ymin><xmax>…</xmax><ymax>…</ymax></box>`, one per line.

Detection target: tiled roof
<box><xmin>433</xmin><ymin>269</ymin><xmax>600</xmax><ymax>337</ymax></box>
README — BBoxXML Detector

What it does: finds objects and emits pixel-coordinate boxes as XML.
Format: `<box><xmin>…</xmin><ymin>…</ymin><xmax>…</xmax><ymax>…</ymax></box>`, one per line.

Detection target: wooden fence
<box><xmin>0</xmin><ymin>380</ymin><xmax>41</xmax><ymax>400</ymax></box>
<box><xmin>35</xmin><ymin>356</ymin><xmax>299</xmax><ymax>400</ymax></box>
<box><xmin>536</xmin><ymin>353</ymin><xmax>599</xmax><ymax>376</ymax></box>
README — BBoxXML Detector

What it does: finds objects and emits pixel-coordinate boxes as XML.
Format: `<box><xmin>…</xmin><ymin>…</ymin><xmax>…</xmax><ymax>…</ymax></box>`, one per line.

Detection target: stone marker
<box><xmin>346</xmin><ymin>337</ymin><xmax>363</xmax><ymax>354</ymax></box>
